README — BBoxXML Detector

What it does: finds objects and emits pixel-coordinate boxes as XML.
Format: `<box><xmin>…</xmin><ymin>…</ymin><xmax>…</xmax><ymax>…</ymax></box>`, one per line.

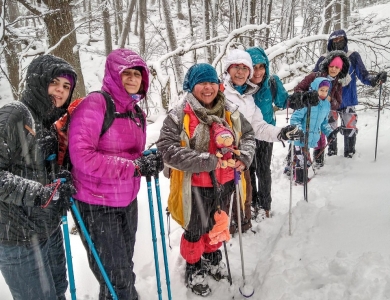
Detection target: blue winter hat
<box><xmin>183</xmin><ymin>63</ymin><xmax>219</xmax><ymax>92</ymax></box>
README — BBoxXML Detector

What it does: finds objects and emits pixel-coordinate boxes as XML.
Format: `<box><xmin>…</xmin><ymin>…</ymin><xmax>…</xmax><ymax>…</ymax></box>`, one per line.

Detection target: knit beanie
<box><xmin>223</xmin><ymin>49</ymin><xmax>254</xmax><ymax>79</ymax></box>
<box><xmin>58</xmin><ymin>73</ymin><xmax>75</xmax><ymax>89</ymax></box>
<box><xmin>183</xmin><ymin>63</ymin><xmax>219</xmax><ymax>92</ymax></box>
<box><xmin>329</xmin><ymin>56</ymin><xmax>343</xmax><ymax>69</ymax></box>
<box><xmin>319</xmin><ymin>80</ymin><xmax>331</xmax><ymax>88</ymax></box>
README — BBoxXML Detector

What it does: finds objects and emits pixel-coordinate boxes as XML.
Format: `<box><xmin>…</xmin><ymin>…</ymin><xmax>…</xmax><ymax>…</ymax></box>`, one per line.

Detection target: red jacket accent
<box><xmin>54</xmin><ymin>98</ymin><xmax>83</xmax><ymax>166</ymax></box>
<box><xmin>183</xmin><ymin>104</ymin><xmax>234</xmax><ymax>187</ymax></box>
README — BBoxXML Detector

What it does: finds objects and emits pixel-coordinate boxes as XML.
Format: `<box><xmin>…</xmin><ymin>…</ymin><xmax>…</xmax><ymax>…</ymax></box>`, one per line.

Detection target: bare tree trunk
<box><xmin>102</xmin><ymin>0</ymin><xmax>112</xmax><ymax>55</ymax></box>
<box><xmin>138</xmin><ymin>0</ymin><xmax>146</xmax><ymax>56</ymax></box>
<box><xmin>177</xmin><ymin>0</ymin><xmax>182</xmax><ymax>16</ymax></box>
<box><xmin>265</xmin><ymin>0</ymin><xmax>273</xmax><ymax>48</ymax></box>
<box><xmin>203</xmin><ymin>0</ymin><xmax>211</xmax><ymax>63</ymax></box>
<box><xmin>40</xmin><ymin>0</ymin><xmax>86</xmax><ymax>98</ymax></box>
<box><xmin>116</xmin><ymin>0</ymin><xmax>123</xmax><ymax>35</ymax></box>
<box><xmin>118</xmin><ymin>0</ymin><xmax>137</xmax><ymax>48</ymax></box>
<box><xmin>321</xmin><ymin>0</ymin><xmax>332</xmax><ymax>53</ymax></box>
<box><xmin>134</xmin><ymin>2</ymin><xmax>139</xmax><ymax>36</ymax></box>
<box><xmin>343</xmin><ymin>0</ymin><xmax>351</xmax><ymax>29</ymax></box>
<box><xmin>210</xmin><ymin>0</ymin><xmax>218</xmax><ymax>60</ymax></box>
<box><xmin>161</xmin><ymin>0</ymin><xmax>184</xmax><ymax>91</ymax></box>
<box><xmin>187</xmin><ymin>0</ymin><xmax>196</xmax><ymax>63</ymax></box>
<box><xmin>334</xmin><ymin>0</ymin><xmax>341</xmax><ymax>30</ymax></box>
<box><xmin>4</xmin><ymin>0</ymin><xmax>21</xmax><ymax>99</ymax></box>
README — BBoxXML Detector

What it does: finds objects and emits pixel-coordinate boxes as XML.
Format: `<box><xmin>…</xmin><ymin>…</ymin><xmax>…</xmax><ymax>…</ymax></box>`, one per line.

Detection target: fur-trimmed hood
<box><xmin>319</xmin><ymin>50</ymin><xmax>350</xmax><ymax>79</ymax></box>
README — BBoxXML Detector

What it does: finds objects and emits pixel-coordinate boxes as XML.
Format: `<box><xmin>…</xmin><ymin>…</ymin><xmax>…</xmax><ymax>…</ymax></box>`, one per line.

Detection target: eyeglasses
<box><xmin>230</xmin><ymin>65</ymin><xmax>250</xmax><ymax>72</ymax></box>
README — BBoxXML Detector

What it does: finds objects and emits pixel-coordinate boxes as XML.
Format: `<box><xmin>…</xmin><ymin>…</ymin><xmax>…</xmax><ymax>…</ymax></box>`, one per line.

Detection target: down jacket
<box><xmin>156</xmin><ymin>92</ymin><xmax>255</xmax><ymax>229</ymax></box>
<box><xmin>246</xmin><ymin>47</ymin><xmax>288</xmax><ymax>125</ymax></box>
<box><xmin>0</xmin><ymin>55</ymin><xmax>77</xmax><ymax>245</ymax></box>
<box><xmin>290</xmin><ymin>77</ymin><xmax>333</xmax><ymax>148</ymax></box>
<box><xmin>69</xmin><ymin>49</ymin><xmax>149</xmax><ymax>207</ymax></box>
<box><xmin>313</xmin><ymin>29</ymin><xmax>374</xmax><ymax>109</ymax></box>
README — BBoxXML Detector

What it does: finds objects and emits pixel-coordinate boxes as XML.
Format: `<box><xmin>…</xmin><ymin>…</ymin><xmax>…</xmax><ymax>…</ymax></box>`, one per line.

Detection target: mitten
<box><xmin>303</xmin><ymin>90</ymin><xmax>320</xmax><ymax>106</ymax></box>
<box><xmin>327</xmin><ymin>127</ymin><xmax>340</xmax><ymax>141</ymax></box>
<box><xmin>209</xmin><ymin>210</ymin><xmax>230</xmax><ymax>245</ymax></box>
<box><xmin>278</xmin><ymin>125</ymin><xmax>304</xmax><ymax>141</ymax></box>
<box><xmin>371</xmin><ymin>71</ymin><xmax>387</xmax><ymax>86</ymax></box>
<box><xmin>288</xmin><ymin>93</ymin><xmax>305</xmax><ymax>110</ymax></box>
<box><xmin>134</xmin><ymin>153</ymin><xmax>163</xmax><ymax>177</ymax></box>
<box><xmin>37</xmin><ymin>128</ymin><xmax>58</xmax><ymax>160</ymax></box>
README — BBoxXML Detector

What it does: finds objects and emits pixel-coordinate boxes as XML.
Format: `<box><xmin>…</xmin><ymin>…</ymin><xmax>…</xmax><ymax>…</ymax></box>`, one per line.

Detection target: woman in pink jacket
<box><xmin>69</xmin><ymin>49</ymin><xmax>160</xmax><ymax>300</ymax></box>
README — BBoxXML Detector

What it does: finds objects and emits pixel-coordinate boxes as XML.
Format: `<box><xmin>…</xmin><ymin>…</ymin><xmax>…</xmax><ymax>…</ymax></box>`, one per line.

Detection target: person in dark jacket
<box><xmin>246</xmin><ymin>46</ymin><xmax>289</xmax><ymax>218</ymax></box>
<box><xmin>313</xmin><ymin>29</ymin><xmax>387</xmax><ymax>158</ymax></box>
<box><xmin>0</xmin><ymin>54</ymin><xmax>77</xmax><ymax>300</ymax></box>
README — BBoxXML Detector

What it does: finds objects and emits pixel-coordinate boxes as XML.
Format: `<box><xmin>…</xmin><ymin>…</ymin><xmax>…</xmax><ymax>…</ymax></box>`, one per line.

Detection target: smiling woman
<box><xmin>48</xmin><ymin>77</ymin><xmax>72</xmax><ymax>107</ymax></box>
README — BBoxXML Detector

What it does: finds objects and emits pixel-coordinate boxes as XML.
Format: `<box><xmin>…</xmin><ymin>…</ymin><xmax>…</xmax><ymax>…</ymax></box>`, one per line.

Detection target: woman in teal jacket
<box><xmin>246</xmin><ymin>46</ymin><xmax>288</xmax><ymax>217</ymax></box>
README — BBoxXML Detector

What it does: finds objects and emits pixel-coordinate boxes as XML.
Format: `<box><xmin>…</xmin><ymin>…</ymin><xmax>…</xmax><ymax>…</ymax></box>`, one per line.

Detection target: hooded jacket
<box><xmin>69</xmin><ymin>49</ymin><xmax>149</xmax><ymax>207</ymax></box>
<box><xmin>296</xmin><ymin>50</ymin><xmax>350</xmax><ymax>111</ymax></box>
<box><xmin>290</xmin><ymin>77</ymin><xmax>333</xmax><ymax>148</ymax></box>
<box><xmin>313</xmin><ymin>29</ymin><xmax>374</xmax><ymax>109</ymax></box>
<box><xmin>246</xmin><ymin>47</ymin><xmax>288</xmax><ymax>125</ymax></box>
<box><xmin>0</xmin><ymin>54</ymin><xmax>77</xmax><ymax>245</ymax></box>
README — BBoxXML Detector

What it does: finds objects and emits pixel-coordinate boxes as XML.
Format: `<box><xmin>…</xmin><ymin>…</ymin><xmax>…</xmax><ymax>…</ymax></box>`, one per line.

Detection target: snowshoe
<box><xmin>185</xmin><ymin>262</ymin><xmax>211</xmax><ymax>297</ymax></box>
<box><xmin>203</xmin><ymin>250</ymin><xmax>229</xmax><ymax>282</ymax></box>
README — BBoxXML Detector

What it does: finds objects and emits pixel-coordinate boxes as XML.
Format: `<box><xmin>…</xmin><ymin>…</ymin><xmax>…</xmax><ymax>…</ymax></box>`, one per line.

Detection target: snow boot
<box><xmin>185</xmin><ymin>260</ymin><xmax>211</xmax><ymax>297</ymax></box>
<box><xmin>295</xmin><ymin>168</ymin><xmax>309</xmax><ymax>185</ymax></box>
<box><xmin>203</xmin><ymin>250</ymin><xmax>229</xmax><ymax>282</ymax></box>
<box><xmin>313</xmin><ymin>149</ymin><xmax>324</xmax><ymax>168</ymax></box>
<box><xmin>328</xmin><ymin>137</ymin><xmax>337</xmax><ymax>156</ymax></box>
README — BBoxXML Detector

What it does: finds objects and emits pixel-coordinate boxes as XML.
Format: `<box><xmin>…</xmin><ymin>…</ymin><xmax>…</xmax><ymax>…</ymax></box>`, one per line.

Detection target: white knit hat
<box><xmin>223</xmin><ymin>49</ymin><xmax>254</xmax><ymax>79</ymax></box>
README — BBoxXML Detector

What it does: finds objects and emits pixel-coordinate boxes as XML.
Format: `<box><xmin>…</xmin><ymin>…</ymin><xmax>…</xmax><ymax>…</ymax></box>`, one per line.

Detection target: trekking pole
<box><xmin>46</xmin><ymin>154</ymin><xmax>76</xmax><ymax>300</ymax></box>
<box><xmin>303</xmin><ymin>104</ymin><xmax>312</xmax><ymax>202</ymax></box>
<box><xmin>235</xmin><ymin>170</ymin><xmax>254</xmax><ymax>298</ymax></box>
<box><xmin>289</xmin><ymin>142</ymin><xmax>294</xmax><ymax>236</ymax></box>
<box><xmin>375</xmin><ymin>83</ymin><xmax>383</xmax><ymax>161</ymax></box>
<box><xmin>145</xmin><ymin>149</ymin><xmax>172</xmax><ymax>299</ymax></box>
<box><xmin>70</xmin><ymin>200</ymin><xmax>118</xmax><ymax>300</ymax></box>
<box><xmin>210</xmin><ymin>171</ymin><xmax>233</xmax><ymax>286</ymax></box>
<box><xmin>143</xmin><ymin>150</ymin><xmax>163</xmax><ymax>300</ymax></box>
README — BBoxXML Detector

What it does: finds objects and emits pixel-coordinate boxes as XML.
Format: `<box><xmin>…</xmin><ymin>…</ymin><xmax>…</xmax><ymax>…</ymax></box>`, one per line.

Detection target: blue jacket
<box><xmin>290</xmin><ymin>78</ymin><xmax>333</xmax><ymax>148</ymax></box>
<box><xmin>246</xmin><ymin>47</ymin><xmax>288</xmax><ymax>125</ymax></box>
<box><xmin>313</xmin><ymin>29</ymin><xmax>373</xmax><ymax>109</ymax></box>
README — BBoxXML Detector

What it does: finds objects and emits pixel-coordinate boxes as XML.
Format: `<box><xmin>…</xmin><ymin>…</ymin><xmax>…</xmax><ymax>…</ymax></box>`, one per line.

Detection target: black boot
<box><xmin>328</xmin><ymin>137</ymin><xmax>338</xmax><ymax>156</ymax></box>
<box><xmin>344</xmin><ymin>134</ymin><xmax>356</xmax><ymax>158</ymax></box>
<box><xmin>203</xmin><ymin>250</ymin><xmax>228</xmax><ymax>281</ymax></box>
<box><xmin>313</xmin><ymin>149</ymin><xmax>324</xmax><ymax>168</ymax></box>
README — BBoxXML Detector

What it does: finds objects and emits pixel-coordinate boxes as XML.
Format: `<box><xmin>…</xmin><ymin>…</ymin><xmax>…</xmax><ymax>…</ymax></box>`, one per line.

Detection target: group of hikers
<box><xmin>0</xmin><ymin>29</ymin><xmax>387</xmax><ymax>299</ymax></box>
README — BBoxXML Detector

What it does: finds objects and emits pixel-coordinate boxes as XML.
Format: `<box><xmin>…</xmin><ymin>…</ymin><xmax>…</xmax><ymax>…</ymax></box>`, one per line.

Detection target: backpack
<box><xmin>54</xmin><ymin>90</ymin><xmax>145</xmax><ymax>166</ymax></box>
<box><xmin>268</xmin><ymin>75</ymin><xmax>277</xmax><ymax>102</ymax></box>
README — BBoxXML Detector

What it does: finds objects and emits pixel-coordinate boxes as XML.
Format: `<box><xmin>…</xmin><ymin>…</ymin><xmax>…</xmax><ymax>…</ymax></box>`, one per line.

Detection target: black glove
<box><xmin>278</xmin><ymin>125</ymin><xmax>304</xmax><ymax>141</ymax></box>
<box><xmin>371</xmin><ymin>71</ymin><xmax>387</xmax><ymax>86</ymax></box>
<box><xmin>133</xmin><ymin>152</ymin><xmax>164</xmax><ymax>177</ymax></box>
<box><xmin>302</xmin><ymin>90</ymin><xmax>320</xmax><ymax>106</ymax></box>
<box><xmin>35</xmin><ymin>174</ymin><xmax>76</xmax><ymax>211</ymax></box>
<box><xmin>327</xmin><ymin>127</ymin><xmax>340</xmax><ymax>141</ymax></box>
<box><xmin>288</xmin><ymin>91</ymin><xmax>319</xmax><ymax>110</ymax></box>
<box><xmin>37</xmin><ymin>128</ymin><xmax>58</xmax><ymax>160</ymax></box>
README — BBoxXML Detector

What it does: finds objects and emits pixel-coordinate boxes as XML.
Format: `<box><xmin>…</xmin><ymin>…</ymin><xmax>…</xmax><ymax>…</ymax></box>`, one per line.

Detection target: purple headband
<box><xmin>58</xmin><ymin>74</ymin><xmax>75</xmax><ymax>89</ymax></box>
<box><xmin>319</xmin><ymin>80</ymin><xmax>331</xmax><ymax>88</ymax></box>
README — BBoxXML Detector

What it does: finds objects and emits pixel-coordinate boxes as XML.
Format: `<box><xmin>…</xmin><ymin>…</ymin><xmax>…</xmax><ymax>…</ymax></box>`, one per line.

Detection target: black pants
<box><xmin>250</xmin><ymin>140</ymin><xmax>273</xmax><ymax>211</ymax></box>
<box><xmin>74</xmin><ymin>199</ymin><xmax>138</xmax><ymax>300</ymax></box>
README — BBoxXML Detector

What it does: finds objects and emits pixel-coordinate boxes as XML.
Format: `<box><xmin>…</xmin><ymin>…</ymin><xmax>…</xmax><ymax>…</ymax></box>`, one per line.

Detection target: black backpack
<box><xmin>92</xmin><ymin>90</ymin><xmax>145</xmax><ymax>136</ymax></box>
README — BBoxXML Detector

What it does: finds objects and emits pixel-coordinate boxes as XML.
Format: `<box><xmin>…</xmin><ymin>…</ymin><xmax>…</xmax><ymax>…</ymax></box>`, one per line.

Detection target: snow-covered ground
<box><xmin>1</xmin><ymin>2</ymin><xmax>390</xmax><ymax>300</ymax></box>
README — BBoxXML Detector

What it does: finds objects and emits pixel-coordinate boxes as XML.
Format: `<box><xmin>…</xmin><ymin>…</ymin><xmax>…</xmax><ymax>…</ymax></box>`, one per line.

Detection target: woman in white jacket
<box><xmin>222</xmin><ymin>49</ymin><xmax>301</xmax><ymax>230</ymax></box>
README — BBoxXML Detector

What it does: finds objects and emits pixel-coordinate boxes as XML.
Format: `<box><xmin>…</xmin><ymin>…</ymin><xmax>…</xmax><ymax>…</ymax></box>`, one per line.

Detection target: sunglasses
<box><xmin>230</xmin><ymin>64</ymin><xmax>250</xmax><ymax>72</ymax></box>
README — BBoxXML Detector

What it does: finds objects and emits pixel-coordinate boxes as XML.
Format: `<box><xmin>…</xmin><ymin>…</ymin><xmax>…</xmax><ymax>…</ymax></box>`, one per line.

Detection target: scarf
<box><xmin>186</xmin><ymin>92</ymin><xmax>230</xmax><ymax>153</ymax></box>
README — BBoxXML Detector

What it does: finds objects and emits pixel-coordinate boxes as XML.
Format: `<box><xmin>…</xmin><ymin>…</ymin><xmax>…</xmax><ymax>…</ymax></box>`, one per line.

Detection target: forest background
<box><xmin>0</xmin><ymin>0</ymin><xmax>389</xmax><ymax>115</ymax></box>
